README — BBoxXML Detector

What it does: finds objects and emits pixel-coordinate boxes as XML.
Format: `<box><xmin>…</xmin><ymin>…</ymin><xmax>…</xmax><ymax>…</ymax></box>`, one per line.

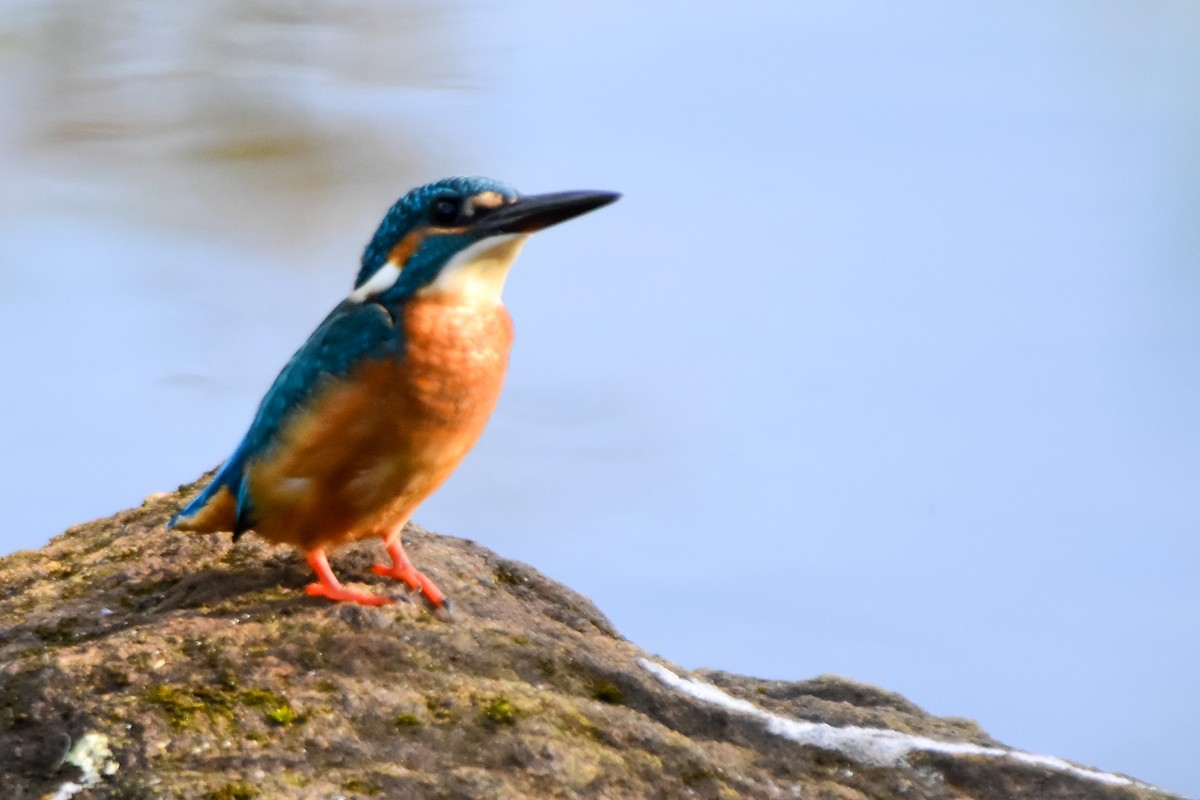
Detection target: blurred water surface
<box><xmin>1</xmin><ymin>1</ymin><xmax>1198</xmax><ymax>795</ymax></box>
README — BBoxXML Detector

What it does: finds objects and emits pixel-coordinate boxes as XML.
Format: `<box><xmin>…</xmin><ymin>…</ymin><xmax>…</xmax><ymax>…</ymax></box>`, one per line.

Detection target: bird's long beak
<box><xmin>473</xmin><ymin>190</ymin><xmax>620</xmax><ymax>236</ymax></box>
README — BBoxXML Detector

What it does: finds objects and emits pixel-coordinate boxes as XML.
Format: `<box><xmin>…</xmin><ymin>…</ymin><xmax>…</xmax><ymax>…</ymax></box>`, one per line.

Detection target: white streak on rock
<box><xmin>638</xmin><ymin>658</ymin><xmax>1139</xmax><ymax>789</ymax></box>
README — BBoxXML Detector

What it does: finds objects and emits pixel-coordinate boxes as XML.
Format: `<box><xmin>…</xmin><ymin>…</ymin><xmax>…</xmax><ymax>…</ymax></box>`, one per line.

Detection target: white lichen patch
<box><xmin>638</xmin><ymin>659</ymin><xmax>1142</xmax><ymax>790</ymax></box>
<box><xmin>48</xmin><ymin>731</ymin><xmax>119</xmax><ymax>800</ymax></box>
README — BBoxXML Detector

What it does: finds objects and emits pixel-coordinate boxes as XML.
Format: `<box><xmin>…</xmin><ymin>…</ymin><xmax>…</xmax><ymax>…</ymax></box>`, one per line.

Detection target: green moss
<box><xmin>191</xmin><ymin>686</ymin><xmax>239</xmax><ymax>722</ymax></box>
<box><xmin>239</xmin><ymin>687</ymin><xmax>301</xmax><ymax>726</ymax></box>
<box><xmin>143</xmin><ymin>684</ymin><xmax>299</xmax><ymax>729</ymax></box>
<box><xmin>206</xmin><ymin>783</ymin><xmax>260</xmax><ymax>800</ymax></box>
<box><xmin>591</xmin><ymin>678</ymin><xmax>625</xmax><ymax>705</ymax></box>
<box><xmin>281</xmin><ymin>771</ymin><xmax>310</xmax><ymax>788</ymax></box>
<box><xmin>143</xmin><ymin>685</ymin><xmax>213</xmax><ymax>729</ymax></box>
<box><xmin>483</xmin><ymin>697</ymin><xmax>517</xmax><ymax>725</ymax></box>
<box><xmin>265</xmin><ymin>705</ymin><xmax>296</xmax><ymax>726</ymax></box>
<box><xmin>426</xmin><ymin>695</ymin><xmax>456</xmax><ymax>723</ymax></box>
<box><xmin>342</xmin><ymin>778</ymin><xmax>383</xmax><ymax>795</ymax></box>
<box><xmin>238</xmin><ymin>688</ymin><xmax>284</xmax><ymax>707</ymax></box>
<box><xmin>393</xmin><ymin>713</ymin><xmax>422</xmax><ymax>728</ymax></box>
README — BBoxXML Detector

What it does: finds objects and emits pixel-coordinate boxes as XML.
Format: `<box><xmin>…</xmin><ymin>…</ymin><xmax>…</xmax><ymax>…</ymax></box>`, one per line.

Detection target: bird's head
<box><xmin>351</xmin><ymin>177</ymin><xmax>619</xmax><ymax>305</ymax></box>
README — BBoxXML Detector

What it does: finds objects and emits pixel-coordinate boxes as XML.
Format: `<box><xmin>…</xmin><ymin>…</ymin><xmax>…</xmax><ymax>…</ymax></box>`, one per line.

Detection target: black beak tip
<box><xmin>478</xmin><ymin>189</ymin><xmax>622</xmax><ymax>235</ymax></box>
<box><xmin>583</xmin><ymin>190</ymin><xmax>622</xmax><ymax>209</ymax></box>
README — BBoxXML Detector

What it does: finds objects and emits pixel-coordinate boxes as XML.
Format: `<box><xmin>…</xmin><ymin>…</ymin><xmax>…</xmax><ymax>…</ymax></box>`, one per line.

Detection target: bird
<box><xmin>170</xmin><ymin>176</ymin><xmax>619</xmax><ymax>608</ymax></box>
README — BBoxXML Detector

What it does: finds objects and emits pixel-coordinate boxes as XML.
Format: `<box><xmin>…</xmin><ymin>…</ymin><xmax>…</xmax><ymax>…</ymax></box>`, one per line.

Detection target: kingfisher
<box><xmin>170</xmin><ymin>177</ymin><xmax>619</xmax><ymax>608</ymax></box>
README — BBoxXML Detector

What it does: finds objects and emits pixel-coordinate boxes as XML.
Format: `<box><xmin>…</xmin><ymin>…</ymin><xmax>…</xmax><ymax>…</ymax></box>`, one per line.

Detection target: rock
<box><xmin>0</xmin><ymin>482</ymin><xmax>1181</xmax><ymax>799</ymax></box>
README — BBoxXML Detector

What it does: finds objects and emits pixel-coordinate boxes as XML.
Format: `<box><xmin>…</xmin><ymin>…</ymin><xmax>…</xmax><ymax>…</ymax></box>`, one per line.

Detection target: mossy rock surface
<box><xmin>0</xmin><ymin>481</ymin><xmax>1180</xmax><ymax>799</ymax></box>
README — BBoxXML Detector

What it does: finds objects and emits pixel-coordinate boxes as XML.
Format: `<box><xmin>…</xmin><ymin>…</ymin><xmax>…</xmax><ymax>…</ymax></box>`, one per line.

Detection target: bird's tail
<box><xmin>169</xmin><ymin>458</ymin><xmax>244</xmax><ymax>534</ymax></box>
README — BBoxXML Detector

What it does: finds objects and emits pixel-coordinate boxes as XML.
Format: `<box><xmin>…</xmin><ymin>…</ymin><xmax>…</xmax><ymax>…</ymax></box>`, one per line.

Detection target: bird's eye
<box><xmin>431</xmin><ymin>197</ymin><xmax>462</xmax><ymax>225</ymax></box>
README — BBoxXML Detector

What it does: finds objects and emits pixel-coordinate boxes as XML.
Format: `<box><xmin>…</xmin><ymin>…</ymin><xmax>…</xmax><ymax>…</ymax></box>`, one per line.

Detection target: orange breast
<box><xmin>246</xmin><ymin>296</ymin><xmax>514</xmax><ymax>552</ymax></box>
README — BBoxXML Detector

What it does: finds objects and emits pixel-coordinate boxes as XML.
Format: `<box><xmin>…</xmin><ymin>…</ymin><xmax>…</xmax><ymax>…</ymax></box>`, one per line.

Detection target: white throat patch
<box><xmin>347</xmin><ymin>262</ymin><xmax>403</xmax><ymax>303</ymax></box>
<box><xmin>419</xmin><ymin>234</ymin><xmax>529</xmax><ymax>302</ymax></box>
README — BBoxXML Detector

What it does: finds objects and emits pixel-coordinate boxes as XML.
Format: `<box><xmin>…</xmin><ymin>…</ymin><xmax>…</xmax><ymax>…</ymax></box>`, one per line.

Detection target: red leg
<box><xmin>371</xmin><ymin>523</ymin><xmax>448</xmax><ymax>609</ymax></box>
<box><xmin>305</xmin><ymin>548</ymin><xmax>393</xmax><ymax>606</ymax></box>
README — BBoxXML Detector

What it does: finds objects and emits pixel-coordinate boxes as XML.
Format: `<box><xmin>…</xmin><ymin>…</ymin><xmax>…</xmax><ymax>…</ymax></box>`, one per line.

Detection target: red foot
<box><xmin>305</xmin><ymin>581</ymin><xmax>393</xmax><ymax>606</ymax></box>
<box><xmin>373</xmin><ymin>538</ymin><xmax>448</xmax><ymax>609</ymax></box>
<box><xmin>304</xmin><ymin>548</ymin><xmax>393</xmax><ymax>607</ymax></box>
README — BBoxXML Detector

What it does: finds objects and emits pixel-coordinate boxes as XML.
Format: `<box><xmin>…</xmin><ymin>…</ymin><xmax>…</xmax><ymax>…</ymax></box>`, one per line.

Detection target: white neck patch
<box><xmin>347</xmin><ymin>262</ymin><xmax>403</xmax><ymax>303</ymax></box>
<box><xmin>419</xmin><ymin>234</ymin><xmax>529</xmax><ymax>302</ymax></box>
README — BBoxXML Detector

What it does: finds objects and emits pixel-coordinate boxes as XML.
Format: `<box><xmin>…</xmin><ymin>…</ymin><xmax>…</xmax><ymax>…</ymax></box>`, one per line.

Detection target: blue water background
<box><xmin>0</xmin><ymin>2</ymin><xmax>1197</xmax><ymax>795</ymax></box>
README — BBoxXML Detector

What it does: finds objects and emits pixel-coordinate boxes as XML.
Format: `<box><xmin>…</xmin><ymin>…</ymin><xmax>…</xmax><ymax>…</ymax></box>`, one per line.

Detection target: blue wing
<box><xmin>170</xmin><ymin>299</ymin><xmax>401</xmax><ymax>535</ymax></box>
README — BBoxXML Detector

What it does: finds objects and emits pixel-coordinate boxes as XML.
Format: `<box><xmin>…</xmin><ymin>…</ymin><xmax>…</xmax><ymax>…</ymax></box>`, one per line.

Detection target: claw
<box><xmin>371</xmin><ymin>562</ymin><xmax>448</xmax><ymax>610</ymax></box>
<box><xmin>373</xmin><ymin>534</ymin><xmax>448</xmax><ymax>610</ymax></box>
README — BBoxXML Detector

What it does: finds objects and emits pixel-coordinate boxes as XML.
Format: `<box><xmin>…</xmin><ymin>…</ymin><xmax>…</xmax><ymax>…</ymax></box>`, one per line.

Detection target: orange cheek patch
<box><xmin>387</xmin><ymin>229</ymin><xmax>427</xmax><ymax>267</ymax></box>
